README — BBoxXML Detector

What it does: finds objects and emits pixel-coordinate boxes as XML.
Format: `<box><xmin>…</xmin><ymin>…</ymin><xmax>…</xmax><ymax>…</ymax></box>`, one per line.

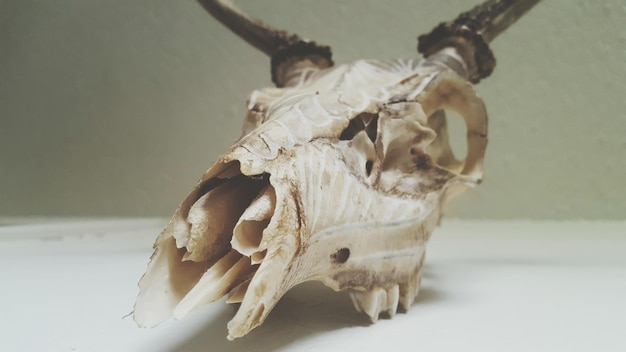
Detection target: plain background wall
<box><xmin>1</xmin><ymin>0</ymin><xmax>625</xmax><ymax>219</ymax></box>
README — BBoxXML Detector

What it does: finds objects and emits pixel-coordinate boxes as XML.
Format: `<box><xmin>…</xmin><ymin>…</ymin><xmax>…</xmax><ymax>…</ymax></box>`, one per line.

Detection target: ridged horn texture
<box><xmin>418</xmin><ymin>0</ymin><xmax>542</xmax><ymax>83</ymax></box>
<box><xmin>134</xmin><ymin>53</ymin><xmax>488</xmax><ymax>339</ymax></box>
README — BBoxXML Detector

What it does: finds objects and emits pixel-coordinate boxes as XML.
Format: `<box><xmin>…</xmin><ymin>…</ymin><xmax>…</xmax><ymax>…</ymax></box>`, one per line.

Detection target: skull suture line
<box><xmin>133</xmin><ymin>0</ymin><xmax>540</xmax><ymax>340</ymax></box>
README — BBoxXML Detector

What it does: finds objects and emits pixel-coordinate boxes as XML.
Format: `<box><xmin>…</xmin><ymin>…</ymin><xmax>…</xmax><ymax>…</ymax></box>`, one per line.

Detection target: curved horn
<box><xmin>418</xmin><ymin>0</ymin><xmax>542</xmax><ymax>83</ymax></box>
<box><xmin>197</xmin><ymin>0</ymin><xmax>333</xmax><ymax>87</ymax></box>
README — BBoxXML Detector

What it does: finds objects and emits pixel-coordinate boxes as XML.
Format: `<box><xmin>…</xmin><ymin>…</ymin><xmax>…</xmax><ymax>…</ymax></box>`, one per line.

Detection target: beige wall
<box><xmin>1</xmin><ymin>0</ymin><xmax>625</xmax><ymax>219</ymax></box>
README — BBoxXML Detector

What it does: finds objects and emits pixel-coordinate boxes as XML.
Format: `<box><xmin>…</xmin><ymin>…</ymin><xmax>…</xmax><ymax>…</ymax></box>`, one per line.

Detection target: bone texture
<box><xmin>134</xmin><ymin>53</ymin><xmax>487</xmax><ymax>340</ymax></box>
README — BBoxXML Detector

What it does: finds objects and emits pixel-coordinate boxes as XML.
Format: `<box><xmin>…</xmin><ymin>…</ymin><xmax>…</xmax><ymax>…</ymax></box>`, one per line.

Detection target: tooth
<box><xmin>231</xmin><ymin>185</ymin><xmax>276</xmax><ymax>257</ymax></box>
<box><xmin>349</xmin><ymin>288</ymin><xmax>387</xmax><ymax>322</ymax></box>
<box><xmin>384</xmin><ymin>284</ymin><xmax>400</xmax><ymax>317</ymax></box>
<box><xmin>174</xmin><ymin>251</ymin><xmax>253</xmax><ymax>319</ymax></box>
<box><xmin>399</xmin><ymin>257</ymin><xmax>425</xmax><ymax>311</ymax></box>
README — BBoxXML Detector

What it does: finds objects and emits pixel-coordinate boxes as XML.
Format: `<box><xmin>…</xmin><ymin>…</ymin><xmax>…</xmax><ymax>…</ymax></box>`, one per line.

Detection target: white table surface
<box><xmin>1</xmin><ymin>219</ymin><xmax>624</xmax><ymax>352</ymax></box>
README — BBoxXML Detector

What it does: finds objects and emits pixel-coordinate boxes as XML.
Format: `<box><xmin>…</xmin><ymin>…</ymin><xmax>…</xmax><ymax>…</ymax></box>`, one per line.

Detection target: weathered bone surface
<box><xmin>134</xmin><ymin>55</ymin><xmax>487</xmax><ymax>339</ymax></box>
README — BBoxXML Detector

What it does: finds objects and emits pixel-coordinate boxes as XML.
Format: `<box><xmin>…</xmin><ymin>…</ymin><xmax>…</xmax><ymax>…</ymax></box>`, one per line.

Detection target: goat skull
<box><xmin>134</xmin><ymin>0</ymin><xmax>540</xmax><ymax>340</ymax></box>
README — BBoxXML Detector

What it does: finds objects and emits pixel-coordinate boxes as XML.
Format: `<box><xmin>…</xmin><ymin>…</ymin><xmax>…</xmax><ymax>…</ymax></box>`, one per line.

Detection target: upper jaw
<box><xmin>134</xmin><ymin>58</ymin><xmax>488</xmax><ymax>339</ymax></box>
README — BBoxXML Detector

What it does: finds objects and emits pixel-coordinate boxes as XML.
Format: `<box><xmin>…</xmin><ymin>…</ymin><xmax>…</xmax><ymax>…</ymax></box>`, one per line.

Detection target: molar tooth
<box><xmin>349</xmin><ymin>288</ymin><xmax>387</xmax><ymax>322</ymax></box>
<box><xmin>399</xmin><ymin>260</ymin><xmax>425</xmax><ymax>311</ymax></box>
<box><xmin>350</xmin><ymin>285</ymin><xmax>400</xmax><ymax>321</ymax></box>
<box><xmin>384</xmin><ymin>284</ymin><xmax>400</xmax><ymax>317</ymax></box>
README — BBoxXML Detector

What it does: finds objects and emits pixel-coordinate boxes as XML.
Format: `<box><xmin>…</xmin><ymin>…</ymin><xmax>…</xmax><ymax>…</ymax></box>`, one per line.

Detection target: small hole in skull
<box><xmin>331</xmin><ymin>248</ymin><xmax>350</xmax><ymax>264</ymax></box>
<box><xmin>365</xmin><ymin>160</ymin><xmax>373</xmax><ymax>176</ymax></box>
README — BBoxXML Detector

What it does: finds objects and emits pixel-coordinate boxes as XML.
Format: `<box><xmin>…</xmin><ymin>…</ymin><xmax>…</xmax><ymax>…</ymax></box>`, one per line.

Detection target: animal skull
<box><xmin>134</xmin><ymin>0</ymin><xmax>539</xmax><ymax>340</ymax></box>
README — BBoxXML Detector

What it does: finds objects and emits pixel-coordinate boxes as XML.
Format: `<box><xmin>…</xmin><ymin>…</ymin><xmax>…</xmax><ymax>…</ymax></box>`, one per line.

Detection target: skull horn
<box><xmin>197</xmin><ymin>0</ymin><xmax>333</xmax><ymax>87</ymax></box>
<box><xmin>135</xmin><ymin>0</ymin><xmax>543</xmax><ymax>341</ymax></box>
<box><xmin>418</xmin><ymin>0</ymin><xmax>542</xmax><ymax>83</ymax></box>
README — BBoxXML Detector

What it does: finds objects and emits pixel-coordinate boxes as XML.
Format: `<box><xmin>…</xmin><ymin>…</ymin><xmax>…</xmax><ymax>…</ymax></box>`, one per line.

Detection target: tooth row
<box><xmin>349</xmin><ymin>284</ymin><xmax>400</xmax><ymax>322</ymax></box>
<box><xmin>349</xmin><ymin>258</ymin><xmax>426</xmax><ymax>323</ymax></box>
